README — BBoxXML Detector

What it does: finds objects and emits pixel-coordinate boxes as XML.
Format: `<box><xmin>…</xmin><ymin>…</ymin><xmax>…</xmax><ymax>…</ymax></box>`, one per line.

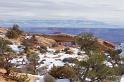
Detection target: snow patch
<box><xmin>56</xmin><ymin>79</ymin><xmax>70</xmax><ymax>82</ymax></box>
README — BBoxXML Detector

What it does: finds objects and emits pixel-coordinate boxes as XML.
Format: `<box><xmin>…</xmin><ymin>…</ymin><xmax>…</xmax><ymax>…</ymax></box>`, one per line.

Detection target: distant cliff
<box><xmin>0</xmin><ymin>27</ymin><xmax>116</xmax><ymax>49</ymax></box>
<box><xmin>41</xmin><ymin>33</ymin><xmax>76</xmax><ymax>42</ymax></box>
<box><xmin>97</xmin><ymin>39</ymin><xmax>115</xmax><ymax>49</ymax></box>
<box><xmin>40</xmin><ymin>33</ymin><xmax>115</xmax><ymax>49</ymax></box>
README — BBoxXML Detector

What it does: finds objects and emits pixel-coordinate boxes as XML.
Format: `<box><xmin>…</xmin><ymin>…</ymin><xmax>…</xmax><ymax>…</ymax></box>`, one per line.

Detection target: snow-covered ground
<box><xmin>121</xmin><ymin>75</ymin><xmax>124</xmax><ymax>82</ymax></box>
<box><xmin>35</xmin><ymin>75</ymin><xmax>70</xmax><ymax>82</ymax></box>
<box><xmin>9</xmin><ymin>45</ymin><xmax>86</xmax><ymax>82</ymax></box>
<box><xmin>56</xmin><ymin>79</ymin><xmax>70</xmax><ymax>82</ymax></box>
<box><xmin>8</xmin><ymin>43</ymin><xmax>86</xmax><ymax>72</ymax></box>
<box><xmin>37</xmin><ymin>47</ymin><xmax>86</xmax><ymax>71</ymax></box>
<box><xmin>8</xmin><ymin>44</ymin><xmax>86</xmax><ymax>82</ymax></box>
<box><xmin>8</xmin><ymin>44</ymin><xmax>124</xmax><ymax>82</ymax></box>
<box><xmin>116</xmin><ymin>43</ymin><xmax>124</xmax><ymax>56</ymax></box>
<box><xmin>8</xmin><ymin>44</ymin><xmax>24</xmax><ymax>53</ymax></box>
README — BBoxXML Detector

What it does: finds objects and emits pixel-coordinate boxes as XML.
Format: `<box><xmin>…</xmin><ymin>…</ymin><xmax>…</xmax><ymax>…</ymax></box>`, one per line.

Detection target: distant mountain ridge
<box><xmin>0</xmin><ymin>20</ymin><xmax>124</xmax><ymax>43</ymax></box>
<box><xmin>0</xmin><ymin>20</ymin><xmax>122</xmax><ymax>28</ymax></box>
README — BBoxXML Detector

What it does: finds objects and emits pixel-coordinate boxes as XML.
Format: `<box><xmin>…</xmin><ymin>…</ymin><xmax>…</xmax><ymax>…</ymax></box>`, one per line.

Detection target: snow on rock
<box><xmin>25</xmin><ymin>35</ymin><xmax>32</xmax><ymax>39</ymax></box>
<box><xmin>9</xmin><ymin>46</ymin><xmax>89</xmax><ymax>81</ymax></box>
<box><xmin>34</xmin><ymin>75</ymin><xmax>70</xmax><ymax>82</ymax></box>
<box><xmin>10</xmin><ymin>58</ymin><xmax>17</xmax><ymax>64</ymax></box>
<box><xmin>47</xmin><ymin>47</ymin><xmax>55</xmax><ymax>52</ymax></box>
<box><xmin>45</xmin><ymin>52</ymin><xmax>59</xmax><ymax>58</ymax></box>
<box><xmin>56</xmin><ymin>79</ymin><xmax>70</xmax><ymax>82</ymax></box>
<box><xmin>116</xmin><ymin>43</ymin><xmax>124</xmax><ymax>56</ymax></box>
<box><xmin>60</xmin><ymin>53</ymin><xmax>77</xmax><ymax>60</ymax></box>
<box><xmin>8</xmin><ymin>44</ymin><xmax>23</xmax><ymax>52</ymax></box>
<box><xmin>43</xmin><ymin>58</ymin><xmax>56</xmax><ymax>65</ymax></box>
<box><xmin>104</xmin><ymin>61</ymin><xmax>113</xmax><ymax>68</ymax></box>
<box><xmin>10</xmin><ymin>56</ymin><xmax>28</xmax><ymax>66</ymax></box>
<box><xmin>37</xmin><ymin>47</ymin><xmax>88</xmax><ymax>71</ymax></box>
<box><xmin>85</xmin><ymin>78</ymin><xmax>91</xmax><ymax>82</ymax></box>
<box><xmin>121</xmin><ymin>75</ymin><xmax>124</xmax><ymax>82</ymax></box>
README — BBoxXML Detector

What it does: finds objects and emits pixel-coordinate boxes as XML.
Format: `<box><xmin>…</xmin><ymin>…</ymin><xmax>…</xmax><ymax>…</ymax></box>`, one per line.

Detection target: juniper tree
<box><xmin>75</xmin><ymin>32</ymin><xmax>104</xmax><ymax>56</ymax></box>
<box><xmin>75</xmin><ymin>32</ymin><xmax>124</xmax><ymax>82</ymax></box>
<box><xmin>74</xmin><ymin>52</ymin><xmax>117</xmax><ymax>82</ymax></box>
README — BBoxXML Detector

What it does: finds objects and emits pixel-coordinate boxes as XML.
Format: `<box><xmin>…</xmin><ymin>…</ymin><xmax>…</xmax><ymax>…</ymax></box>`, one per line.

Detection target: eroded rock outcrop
<box><xmin>29</xmin><ymin>34</ymin><xmax>56</xmax><ymax>46</ymax></box>
<box><xmin>41</xmin><ymin>33</ymin><xmax>115</xmax><ymax>49</ymax></box>
<box><xmin>41</xmin><ymin>33</ymin><xmax>76</xmax><ymax>42</ymax></box>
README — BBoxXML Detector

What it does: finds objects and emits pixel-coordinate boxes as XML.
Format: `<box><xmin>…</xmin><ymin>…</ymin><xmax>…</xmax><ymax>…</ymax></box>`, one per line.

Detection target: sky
<box><xmin>0</xmin><ymin>0</ymin><xmax>124</xmax><ymax>25</ymax></box>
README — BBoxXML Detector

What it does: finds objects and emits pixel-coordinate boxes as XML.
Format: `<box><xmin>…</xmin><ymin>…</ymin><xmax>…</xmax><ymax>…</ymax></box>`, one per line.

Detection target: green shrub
<box><xmin>49</xmin><ymin>65</ymin><xmax>76</xmax><ymax>80</ymax></box>
<box><xmin>26</xmin><ymin>52</ymin><xmax>40</xmax><ymax>74</ymax></box>
<box><xmin>6</xmin><ymin>73</ymin><xmax>30</xmax><ymax>82</ymax></box>
<box><xmin>40</xmin><ymin>49</ymin><xmax>47</xmax><ymax>54</ymax></box>
<box><xmin>6</xmin><ymin>24</ymin><xmax>22</xmax><ymax>39</ymax></box>
<box><xmin>16</xmin><ymin>74</ymin><xmax>30</xmax><ymax>82</ymax></box>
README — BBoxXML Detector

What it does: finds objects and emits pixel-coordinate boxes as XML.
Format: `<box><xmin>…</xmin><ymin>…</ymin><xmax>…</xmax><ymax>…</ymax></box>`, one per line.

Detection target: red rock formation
<box><xmin>97</xmin><ymin>39</ymin><xmax>115</xmax><ymax>49</ymax></box>
<box><xmin>41</xmin><ymin>33</ymin><xmax>76</xmax><ymax>42</ymax></box>
<box><xmin>42</xmin><ymin>34</ymin><xmax>115</xmax><ymax>49</ymax></box>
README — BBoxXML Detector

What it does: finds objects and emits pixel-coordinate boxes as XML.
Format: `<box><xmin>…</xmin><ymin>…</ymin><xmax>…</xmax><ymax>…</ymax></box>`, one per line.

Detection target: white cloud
<box><xmin>0</xmin><ymin>0</ymin><xmax>124</xmax><ymax>25</ymax></box>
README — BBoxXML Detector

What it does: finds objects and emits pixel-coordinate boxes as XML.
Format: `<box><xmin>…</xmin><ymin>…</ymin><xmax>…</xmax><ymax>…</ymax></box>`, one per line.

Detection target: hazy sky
<box><xmin>0</xmin><ymin>0</ymin><xmax>123</xmax><ymax>25</ymax></box>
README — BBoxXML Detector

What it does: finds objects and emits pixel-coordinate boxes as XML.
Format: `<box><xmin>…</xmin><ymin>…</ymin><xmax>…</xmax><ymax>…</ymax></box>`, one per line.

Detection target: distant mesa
<box><xmin>52</xmin><ymin>32</ymin><xmax>62</xmax><ymax>34</ymax></box>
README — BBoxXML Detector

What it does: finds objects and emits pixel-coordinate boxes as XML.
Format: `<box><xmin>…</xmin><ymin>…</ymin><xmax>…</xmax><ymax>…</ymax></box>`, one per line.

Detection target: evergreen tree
<box><xmin>75</xmin><ymin>32</ymin><xmax>124</xmax><ymax>82</ymax></box>
<box><xmin>75</xmin><ymin>32</ymin><xmax>104</xmax><ymax>56</ymax></box>
<box><xmin>74</xmin><ymin>52</ymin><xmax>117</xmax><ymax>82</ymax></box>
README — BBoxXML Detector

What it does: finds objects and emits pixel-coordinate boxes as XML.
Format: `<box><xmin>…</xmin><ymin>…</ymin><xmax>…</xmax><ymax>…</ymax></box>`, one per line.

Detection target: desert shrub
<box><xmin>54</xmin><ymin>50</ymin><xmax>60</xmax><ymax>54</ymax></box>
<box><xmin>4</xmin><ymin>39</ymin><xmax>12</xmax><ymax>45</ymax></box>
<box><xmin>6</xmin><ymin>30</ymin><xmax>18</xmax><ymax>39</ymax></box>
<box><xmin>0</xmin><ymin>38</ymin><xmax>16</xmax><ymax>76</ymax></box>
<box><xmin>18</xmin><ymin>75</ymin><xmax>29</xmax><ymax>82</ymax></box>
<box><xmin>44</xmin><ymin>74</ymin><xmax>56</xmax><ymax>82</ymax></box>
<box><xmin>63</xmin><ymin>58</ymin><xmax>78</xmax><ymax>63</ymax></box>
<box><xmin>39</xmin><ymin>45</ymin><xmax>47</xmax><ymax>50</ymax></box>
<box><xmin>24</xmin><ymin>64</ymin><xmax>35</xmax><ymax>74</ymax></box>
<box><xmin>6</xmin><ymin>73</ymin><xmax>30</xmax><ymax>82</ymax></box>
<box><xmin>40</xmin><ymin>49</ymin><xmax>47</xmax><ymax>54</ymax></box>
<box><xmin>65</xmin><ymin>50</ymin><xmax>73</xmax><ymax>54</ymax></box>
<box><xmin>63</xmin><ymin>47</ymin><xmax>70</xmax><ymax>52</ymax></box>
<box><xmin>22</xmin><ymin>39</ymin><xmax>32</xmax><ymax>47</ymax></box>
<box><xmin>38</xmin><ymin>45</ymin><xmax>47</xmax><ymax>54</ymax></box>
<box><xmin>0</xmin><ymin>38</ymin><xmax>13</xmax><ymax>52</ymax></box>
<box><xmin>26</xmin><ymin>52</ymin><xmax>40</xmax><ymax>74</ymax></box>
<box><xmin>49</xmin><ymin>65</ymin><xmax>76</xmax><ymax>80</ymax></box>
<box><xmin>6</xmin><ymin>24</ymin><xmax>22</xmax><ymax>39</ymax></box>
<box><xmin>63</xmin><ymin>47</ymin><xmax>73</xmax><ymax>54</ymax></box>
